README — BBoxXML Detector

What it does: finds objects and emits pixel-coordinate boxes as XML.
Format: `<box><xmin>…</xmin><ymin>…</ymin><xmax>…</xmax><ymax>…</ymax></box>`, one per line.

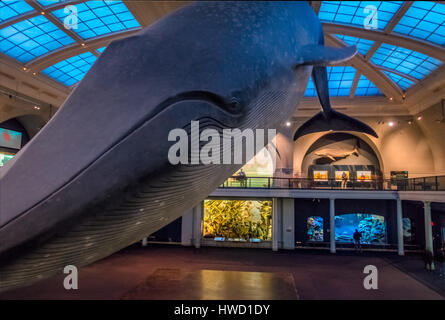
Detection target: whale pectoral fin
<box><xmin>293</xmin><ymin>65</ymin><xmax>378</xmax><ymax>140</ymax></box>
<box><xmin>298</xmin><ymin>45</ymin><xmax>357</xmax><ymax>66</ymax></box>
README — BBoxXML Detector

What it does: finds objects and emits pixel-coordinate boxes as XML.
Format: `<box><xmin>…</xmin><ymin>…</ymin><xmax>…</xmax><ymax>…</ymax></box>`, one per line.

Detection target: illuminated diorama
<box><xmin>356</xmin><ymin>170</ymin><xmax>372</xmax><ymax>181</ymax></box>
<box><xmin>307</xmin><ymin>216</ymin><xmax>324</xmax><ymax>242</ymax></box>
<box><xmin>403</xmin><ymin>217</ymin><xmax>414</xmax><ymax>243</ymax></box>
<box><xmin>335</xmin><ymin>214</ymin><xmax>387</xmax><ymax>244</ymax></box>
<box><xmin>0</xmin><ymin>128</ymin><xmax>22</xmax><ymax>149</ymax></box>
<box><xmin>203</xmin><ymin>200</ymin><xmax>272</xmax><ymax>242</ymax></box>
<box><xmin>335</xmin><ymin>170</ymin><xmax>349</xmax><ymax>181</ymax></box>
<box><xmin>313</xmin><ymin>170</ymin><xmax>329</xmax><ymax>181</ymax></box>
<box><xmin>0</xmin><ymin>127</ymin><xmax>23</xmax><ymax>167</ymax></box>
<box><xmin>0</xmin><ymin>151</ymin><xmax>14</xmax><ymax>167</ymax></box>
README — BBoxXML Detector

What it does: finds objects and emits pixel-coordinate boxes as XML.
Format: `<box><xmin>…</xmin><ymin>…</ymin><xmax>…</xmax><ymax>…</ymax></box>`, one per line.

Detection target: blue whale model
<box><xmin>0</xmin><ymin>1</ymin><xmax>376</xmax><ymax>291</ymax></box>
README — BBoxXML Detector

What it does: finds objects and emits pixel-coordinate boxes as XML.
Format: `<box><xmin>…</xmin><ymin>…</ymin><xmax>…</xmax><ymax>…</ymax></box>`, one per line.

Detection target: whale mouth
<box><xmin>156</xmin><ymin>91</ymin><xmax>244</xmax><ymax>117</ymax></box>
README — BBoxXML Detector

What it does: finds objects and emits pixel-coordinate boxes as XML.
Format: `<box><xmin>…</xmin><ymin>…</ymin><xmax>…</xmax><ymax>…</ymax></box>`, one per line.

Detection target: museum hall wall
<box><xmin>0</xmin><ymin>95</ymin><xmax>51</xmax><ymax>139</ymax></box>
<box><xmin>293</xmin><ymin>103</ymin><xmax>445</xmax><ymax>179</ymax></box>
<box><xmin>414</xmin><ymin>101</ymin><xmax>445</xmax><ymax>176</ymax></box>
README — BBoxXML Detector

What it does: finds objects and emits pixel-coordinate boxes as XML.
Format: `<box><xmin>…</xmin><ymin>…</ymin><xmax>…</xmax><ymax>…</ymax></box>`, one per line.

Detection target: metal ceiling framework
<box><xmin>0</xmin><ymin>0</ymin><xmax>444</xmax><ymax>117</ymax></box>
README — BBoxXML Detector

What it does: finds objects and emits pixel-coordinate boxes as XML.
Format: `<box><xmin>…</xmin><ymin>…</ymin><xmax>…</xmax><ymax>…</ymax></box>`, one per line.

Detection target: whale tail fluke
<box><xmin>294</xmin><ymin>64</ymin><xmax>378</xmax><ymax>140</ymax></box>
<box><xmin>293</xmin><ymin>109</ymin><xmax>378</xmax><ymax>140</ymax></box>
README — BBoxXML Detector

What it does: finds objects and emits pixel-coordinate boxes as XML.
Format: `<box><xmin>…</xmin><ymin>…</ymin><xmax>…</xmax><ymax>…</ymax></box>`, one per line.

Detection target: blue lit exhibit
<box><xmin>403</xmin><ymin>217</ymin><xmax>414</xmax><ymax>242</ymax></box>
<box><xmin>0</xmin><ymin>0</ymin><xmax>444</xmax><ymax>302</ymax></box>
<box><xmin>307</xmin><ymin>216</ymin><xmax>324</xmax><ymax>241</ymax></box>
<box><xmin>335</xmin><ymin>214</ymin><xmax>387</xmax><ymax>244</ymax></box>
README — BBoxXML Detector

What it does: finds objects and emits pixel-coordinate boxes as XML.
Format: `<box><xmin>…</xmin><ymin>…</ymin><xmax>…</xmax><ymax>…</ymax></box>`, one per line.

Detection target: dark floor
<box><xmin>0</xmin><ymin>245</ymin><xmax>443</xmax><ymax>300</ymax></box>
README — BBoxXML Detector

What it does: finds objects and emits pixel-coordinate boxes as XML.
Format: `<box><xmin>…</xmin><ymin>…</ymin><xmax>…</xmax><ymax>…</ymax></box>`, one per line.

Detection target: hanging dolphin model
<box><xmin>0</xmin><ymin>1</ymin><xmax>376</xmax><ymax>292</ymax></box>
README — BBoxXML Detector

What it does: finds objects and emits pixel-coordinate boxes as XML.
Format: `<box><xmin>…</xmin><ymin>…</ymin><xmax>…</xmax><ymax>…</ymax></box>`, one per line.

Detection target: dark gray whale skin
<box><xmin>0</xmin><ymin>1</ymin><xmax>360</xmax><ymax>291</ymax></box>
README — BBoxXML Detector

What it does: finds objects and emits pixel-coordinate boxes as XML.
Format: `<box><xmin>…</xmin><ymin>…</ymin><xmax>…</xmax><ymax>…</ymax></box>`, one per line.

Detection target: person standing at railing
<box><xmin>237</xmin><ymin>169</ymin><xmax>247</xmax><ymax>187</ymax></box>
<box><xmin>341</xmin><ymin>171</ymin><xmax>348</xmax><ymax>189</ymax></box>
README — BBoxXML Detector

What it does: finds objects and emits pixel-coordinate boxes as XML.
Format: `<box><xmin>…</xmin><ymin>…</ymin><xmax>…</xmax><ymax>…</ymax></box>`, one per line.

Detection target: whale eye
<box><xmin>227</xmin><ymin>97</ymin><xmax>241</xmax><ymax>111</ymax></box>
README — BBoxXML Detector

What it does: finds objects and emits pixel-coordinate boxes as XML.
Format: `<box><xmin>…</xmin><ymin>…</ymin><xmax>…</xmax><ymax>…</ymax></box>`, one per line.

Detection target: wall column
<box><xmin>273</xmin><ymin>130</ymin><xmax>295</xmax><ymax>178</ymax></box>
<box><xmin>192</xmin><ymin>203</ymin><xmax>203</xmax><ymax>249</ymax></box>
<box><xmin>396</xmin><ymin>198</ymin><xmax>404</xmax><ymax>256</ymax></box>
<box><xmin>281</xmin><ymin>198</ymin><xmax>295</xmax><ymax>250</ymax></box>
<box><xmin>272</xmin><ymin>198</ymin><xmax>282</xmax><ymax>251</ymax></box>
<box><xmin>424</xmin><ymin>201</ymin><xmax>435</xmax><ymax>270</ymax></box>
<box><xmin>181</xmin><ymin>208</ymin><xmax>194</xmax><ymax>246</ymax></box>
<box><xmin>330</xmin><ymin>198</ymin><xmax>336</xmax><ymax>254</ymax></box>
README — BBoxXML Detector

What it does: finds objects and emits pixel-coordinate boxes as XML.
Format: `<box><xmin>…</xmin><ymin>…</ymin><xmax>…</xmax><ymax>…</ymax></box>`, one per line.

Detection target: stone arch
<box><xmin>299</xmin><ymin>132</ymin><xmax>384</xmax><ymax>179</ymax></box>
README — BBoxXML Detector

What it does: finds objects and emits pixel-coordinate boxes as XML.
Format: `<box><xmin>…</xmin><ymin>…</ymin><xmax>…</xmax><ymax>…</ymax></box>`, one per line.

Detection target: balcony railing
<box><xmin>218</xmin><ymin>175</ymin><xmax>445</xmax><ymax>191</ymax></box>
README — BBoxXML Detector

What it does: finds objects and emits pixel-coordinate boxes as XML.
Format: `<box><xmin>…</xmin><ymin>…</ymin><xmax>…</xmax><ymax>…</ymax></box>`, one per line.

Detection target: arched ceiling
<box><xmin>1</xmin><ymin>0</ymin><xmax>444</xmax><ymax>117</ymax></box>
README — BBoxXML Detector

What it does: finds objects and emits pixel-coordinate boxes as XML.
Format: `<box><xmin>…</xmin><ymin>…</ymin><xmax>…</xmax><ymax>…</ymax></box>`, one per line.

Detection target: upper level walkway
<box><xmin>212</xmin><ymin>176</ymin><xmax>445</xmax><ymax>203</ymax></box>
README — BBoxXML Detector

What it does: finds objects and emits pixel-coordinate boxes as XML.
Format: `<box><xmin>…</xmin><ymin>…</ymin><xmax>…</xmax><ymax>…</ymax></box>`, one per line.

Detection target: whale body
<box><xmin>0</xmin><ymin>1</ymin><xmax>374</xmax><ymax>291</ymax></box>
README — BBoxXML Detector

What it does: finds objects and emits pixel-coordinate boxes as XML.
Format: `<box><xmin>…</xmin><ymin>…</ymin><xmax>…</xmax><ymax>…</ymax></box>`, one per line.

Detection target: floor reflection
<box><xmin>123</xmin><ymin>269</ymin><xmax>298</xmax><ymax>300</ymax></box>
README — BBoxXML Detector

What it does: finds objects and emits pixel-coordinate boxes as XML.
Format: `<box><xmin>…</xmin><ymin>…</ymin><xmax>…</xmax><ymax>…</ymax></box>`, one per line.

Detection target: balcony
<box><xmin>219</xmin><ymin>175</ymin><xmax>445</xmax><ymax>191</ymax></box>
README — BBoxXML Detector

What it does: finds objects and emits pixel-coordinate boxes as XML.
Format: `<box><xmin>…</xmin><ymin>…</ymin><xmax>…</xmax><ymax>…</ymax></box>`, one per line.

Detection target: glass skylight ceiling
<box><xmin>0</xmin><ymin>1</ymin><xmax>35</xmax><ymax>23</ymax></box>
<box><xmin>383</xmin><ymin>71</ymin><xmax>415</xmax><ymax>91</ymax></box>
<box><xmin>304</xmin><ymin>66</ymin><xmax>356</xmax><ymax>97</ymax></box>
<box><xmin>326</xmin><ymin>66</ymin><xmax>356</xmax><ymax>96</ymax></box>
<box><xmin>0</xmin><ymin>15</ymin><xmax>75</xmax><ymax>63</ymax></box>
<box><xmin>371</xmin><ymin>43</ymin><xmax>442</xmax><ymax>79</ymax></box>
<box><xmin>355</xmin><ymin>75</ymin><xmax>382</xmax><ymax>96</ymax></box>
<box><xmin>305</xmin><ymin>78</ymin><xmax>316</xmax><ymax>97</ymax></box>
<box><xmin>0</xmin><ymin>0</ymin><xmax>140</xmax><ymax>84</ymax></box>
<box><xmin>36</xmin><ymin>0</ymin><xmax>71</xmax><ymax>7</ymax></box>
<box><xmin>393</xmin><ymin>1</ymin><xmax>445</xmax><ymax>47</ymax></box>
<box><xmin>319</xmin><ymin>1</ymin><xmax>403</xmax><ymax>30</ymax></box>
<box><xmin>52</xmin><ymin>0</ymin><xmax>140</xmax><ymax>40</ymax></box>
<box><xmin>335</xmin><ymin>34</ymin><xmax>374</xmax><ymax>55</ymax></box>
<box><xmin>0</xmin><ymin>1</ymin><xmax>443</xmax><ymax>92</ymax></box>
<box><xmin>42</xmin><ymin>51</ymin><xmax>96</xmax><ymax>86</ymax></box>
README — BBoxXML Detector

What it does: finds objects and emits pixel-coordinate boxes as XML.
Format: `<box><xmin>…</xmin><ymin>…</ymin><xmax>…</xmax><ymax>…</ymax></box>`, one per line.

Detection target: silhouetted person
<box><xmin>423</xmin><ymin>250</ymin><xmax>434</xmax><ymax>271</ymax></box>
<box><xmin>353</xmin><ymin>229</ymin><xmax>362</xmax><ymax>253</ymax></box>
<box><xmin>435</xmin><ymin>246</ymin><xmax>444</xmax><ymax>277</ymax></box>
<box><xmin>237</xmin><ymin>169</ymin><xmax>247</xmax><ymax>187</ymax></box>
